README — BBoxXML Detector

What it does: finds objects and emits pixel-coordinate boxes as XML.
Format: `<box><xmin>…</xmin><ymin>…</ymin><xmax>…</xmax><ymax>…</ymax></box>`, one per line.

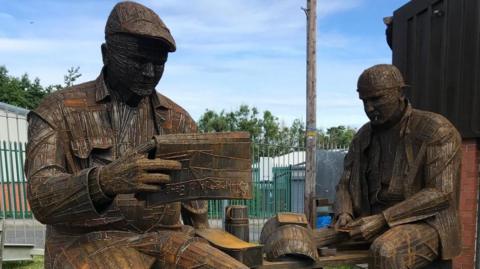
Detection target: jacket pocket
<box><xmin>70</xmin><ymin>136</ymin><xmax>113</xmax><ymax>159</ymax></box>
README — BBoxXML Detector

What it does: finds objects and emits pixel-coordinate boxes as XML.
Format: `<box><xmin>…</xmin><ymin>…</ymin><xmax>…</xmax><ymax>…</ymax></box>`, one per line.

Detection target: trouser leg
<box><xmin>53</xmin><ymin>230</ymin><xmax>248</xmax><ymax>269</ymax></box>
<box><xmin>370</xmin><ymin>223</ymin><xmax>440</xmax><ymax>269</ymax></box>
<box><xmin>131</xmin><ymin>231</ymin><xmax>248</xmax><ymax>269</ymax></box>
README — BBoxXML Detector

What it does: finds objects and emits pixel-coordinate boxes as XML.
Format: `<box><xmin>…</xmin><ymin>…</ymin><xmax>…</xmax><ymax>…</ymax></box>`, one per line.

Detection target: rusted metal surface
<box><xmin>260</xmin><ymin>213</ymin><xmax>318</xmax><ymax>262</ymax></box>
<box><xmin>319</xmin><ymin>247</ymin><xmax>337</xmax><ymax>256</ymax></box>
<box><xmin>325</xmin><ymin>64</ymin><xmax>462</xmax><ymax>269</ymax></box>
<box><xmin>259</xmin><ymin>213</ymin><xmax>309</xmax><ymax>245</ymax></box>
<box><xmin>313</xmin><ymin>228</ymin><xmax>348</xmax><ymax>248</ymax></box>
<box><xmin>391</xmin><ymin>0</ymin><xmax>480</xmax><ymax>138</ymax></box>
<box><xmin>142</xmin><ymin>132</ymin><xmax>252</xmax><ymax>205</ymax></box>
<box><xmin>225</xmin><ymin>205</ymin><xmax>249</xmax><ymax>242</ymax></box>
<box><xmin>276</xmin><ymin>212</ymin><xmax>309</xmax><ymax>226</ymax></box>
<box><xmin>263</xmin><ymin>224</ymin><xmax>319</xmax><ymax>262</ymax></box>
<box><xmin>25</xmin><ymin>1</ymin><xmax>250</xmax><ymax>268</ymax></box>
<box><xmin>258</xmin><ymin>250</ymin><xmax>372</xmax><ymax>269</ymax></box>
<box><xmin>195</xmin><ymin>228</ymin><xmax>263</xmax><ymax>268</ymax></box>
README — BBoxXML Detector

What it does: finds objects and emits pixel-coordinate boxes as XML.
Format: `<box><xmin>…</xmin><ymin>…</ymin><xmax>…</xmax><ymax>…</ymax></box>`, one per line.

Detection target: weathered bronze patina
<box><xmin>319</xmin><ymin>64</ymin><xmax>462</xmax><ymax>269</ymax></box>
<box><xmin>195</xmin><ymin>228</ymin><xmax>264</xmax><ymax>268</ymax></box>
<box><xmin>144</xmin><ymin>132</ymin><xmax>252</xmax><ymax>205</ymax></box>
<box><xmin>260</xmin><ymin>213</ymin><xmax>319</xmax><ymax>262</ymax></box>
<box><xmin>225</xmin><ymin>205</ymin><xmax>250</xmax><ymax>242</ymax></box>
<box><xmin>25</xmin><ymin>1</ymin><xmax>249</xmax><ymax>268</ymax></box>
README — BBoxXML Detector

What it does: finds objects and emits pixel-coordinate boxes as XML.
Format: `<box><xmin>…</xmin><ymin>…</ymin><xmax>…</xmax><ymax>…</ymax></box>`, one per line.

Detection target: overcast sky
<box><xmin>0</xmin><ymin>0</ymin><xmax>409</xmax><ymax>129</ymax></box>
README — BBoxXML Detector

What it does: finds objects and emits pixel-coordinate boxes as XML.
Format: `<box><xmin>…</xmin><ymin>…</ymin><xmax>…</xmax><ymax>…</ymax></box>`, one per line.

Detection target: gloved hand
<box><xmin>98</xmin><ymin>140</ymin><xmax>182</xmax><ymax>196</ymax></box>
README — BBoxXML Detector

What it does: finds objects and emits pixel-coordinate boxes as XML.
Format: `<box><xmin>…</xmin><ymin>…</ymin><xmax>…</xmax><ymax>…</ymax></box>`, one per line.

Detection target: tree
<box><xmin>317</xmin><ymin>125</ymin><xmax>356</xmax><ymax>148</ymax></box>
<box><xmin>199</xmin><ymin>105</ymin><xmax>356</xmax><ymax>151</ymax></box>
<box><xmin>64</xmin><ymin>66</ymin><xmax>82</xmax><ymax>87</ymax></box>
<box><xmin>199</xmin><ymin>105</ymin><xmax>309</xmax><ymax>157</ymax></box>
<box><xmin>0</xmin><ymin>65</ymin><xmax>82</xmax><ymax>110</ymax></box>
<box><xmin>198</xmin><ymin>105</ymin><xmax>264</xmax><ymax>140</ymax></box>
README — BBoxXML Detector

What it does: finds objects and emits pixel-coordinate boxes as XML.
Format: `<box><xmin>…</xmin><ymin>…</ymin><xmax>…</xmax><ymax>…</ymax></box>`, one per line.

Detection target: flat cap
<box><xmin>357</xmin><ymin>64</ymin><xmax>406</xmax><ymax>97</ymax></box>
<box><xmin>105</xmin><ymin>1</ymin><xmax>176</xmax><ymax>52</ymax></box>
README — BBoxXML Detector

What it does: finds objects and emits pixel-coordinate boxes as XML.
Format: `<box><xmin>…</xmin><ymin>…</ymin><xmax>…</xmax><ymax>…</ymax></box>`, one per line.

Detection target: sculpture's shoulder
<box><xmin>354</xmin><ymin>123</ymin><xmax>371</xmax><ymax>141</ymax></box>
<box><xmin>156</xmin><ymin>92</ymin><xmax>197</xmax><ymax>132</ymax></box>
<box><xmin>349</xmin><ymin>122</ymin><xmax>371</xmax><ymax>150</ymax></box>
<box><xmin>409</xmin><ymin>108</ymin><xmax>461</xmax><ymax>145</ymax></box>
<box><xmin>29</xmin><ymin>80</ymin><xmax>97</xmax><ymax>127</ymax></box>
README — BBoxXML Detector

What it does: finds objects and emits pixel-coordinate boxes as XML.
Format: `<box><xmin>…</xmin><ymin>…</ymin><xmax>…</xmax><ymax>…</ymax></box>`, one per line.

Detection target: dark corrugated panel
<box><xmin>392</xmin><ymin>0</ymin><xmax>480</xmax><ymax>138</ymax></box>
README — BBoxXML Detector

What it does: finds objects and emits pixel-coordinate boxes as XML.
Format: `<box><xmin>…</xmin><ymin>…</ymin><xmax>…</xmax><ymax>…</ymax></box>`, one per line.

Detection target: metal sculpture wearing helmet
<box><xmin>316</xmin><ymin>64</ymin><xmax>462</xmax><ymax>269</ymax></box>
<box><xmin>25</xmin><ymin>1</ymin><xmax>248</xmax><ymax>268</ymax></box>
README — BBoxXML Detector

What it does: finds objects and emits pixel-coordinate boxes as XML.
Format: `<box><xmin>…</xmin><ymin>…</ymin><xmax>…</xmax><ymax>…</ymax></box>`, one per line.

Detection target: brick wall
<box><xmin>453</xmin><ymin>139</ymin><xmax>478</xmax><ymax>269</ymax></box>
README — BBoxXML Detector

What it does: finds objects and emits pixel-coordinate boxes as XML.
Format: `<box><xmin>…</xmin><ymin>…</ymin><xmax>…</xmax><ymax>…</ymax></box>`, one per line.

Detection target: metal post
<box><xmin>304</xmin><ymin>0</ymin><xmax>317</xmax><ymax>228</ymax></box>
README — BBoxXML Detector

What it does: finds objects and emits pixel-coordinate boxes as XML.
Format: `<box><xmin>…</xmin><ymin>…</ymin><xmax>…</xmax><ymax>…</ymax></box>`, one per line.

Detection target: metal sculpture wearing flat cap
<box><xmin>315</xmin><ymin>64</ymin><xmax>462</xmax><ymax>269</ymax></box>
<box><xmin>25</xmin><ymin>1</ymin><xmax>248</xmax><ymax>268</ymax></box>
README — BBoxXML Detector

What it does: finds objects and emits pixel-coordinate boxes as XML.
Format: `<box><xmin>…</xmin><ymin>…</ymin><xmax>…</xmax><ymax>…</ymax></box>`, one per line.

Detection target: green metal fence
<box><xmin>0</xmin><ymin>141</ymin><xmax>31</xmax><ymax>219</ymax></box>
<box><xmin>0</xmin><ymin>140</ymin><xmax>306</xmax><ymax>243</ymax></box>
<box><xmin>207</xmin><ymin>143</ymin><xmax>305</xmax><ymax>221</ymax></box>
<box><xmin>1</xmin><ymin>141</ymin><xmax>306</xmax><ymax>218</ymax></box>
<box><xmin>207</xmin><ymin>166</ymin><xmax>293</xmax><ymax>219</ymax></box>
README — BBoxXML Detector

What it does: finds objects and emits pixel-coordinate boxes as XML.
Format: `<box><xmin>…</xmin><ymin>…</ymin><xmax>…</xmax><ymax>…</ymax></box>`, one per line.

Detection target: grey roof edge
<box><xmin>0</xmin><ymin>102</ymin><xmax>29</xmax><ymax>116</ymax></box>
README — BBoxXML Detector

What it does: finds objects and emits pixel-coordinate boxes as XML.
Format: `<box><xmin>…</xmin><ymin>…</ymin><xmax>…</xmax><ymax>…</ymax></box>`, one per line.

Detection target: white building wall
<box><xmin>0</xmin><ymin>102</ymin><xmax>29</xmax><ymax>143</ymax></box>
<box><xmin>258</xmin><ymin>151</ymin><xmax>305</xmax><ymax>181</ymax></box>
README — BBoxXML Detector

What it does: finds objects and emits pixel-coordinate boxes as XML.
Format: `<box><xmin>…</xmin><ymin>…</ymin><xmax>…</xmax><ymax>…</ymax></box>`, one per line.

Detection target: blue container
<box><xmin>316</xmin><ymin>215</ymin><xmax>332</xmax><ymax>228</ymax></box>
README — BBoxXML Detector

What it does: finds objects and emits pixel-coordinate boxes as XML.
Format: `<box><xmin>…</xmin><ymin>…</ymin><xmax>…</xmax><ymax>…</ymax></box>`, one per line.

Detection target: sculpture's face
<box><xmin>103</xmin><ymin>33</ymin><xmax>168</xmax><ymax>98</ymax></box>
<box><xmin>360</xmin><ymin>88</ymin><xmax>402</xmax><ymax>126</ymax></box>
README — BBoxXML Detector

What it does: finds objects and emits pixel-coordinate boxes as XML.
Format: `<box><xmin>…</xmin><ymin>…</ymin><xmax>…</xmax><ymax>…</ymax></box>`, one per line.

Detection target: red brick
<box><xmin>460</xmin><ymin>199</ymin><xmax>476</xmax><ymax>211</ymax></box>
<box><xmin>462</xmin><ymin>223</ymin><xmax>476</xmax><ymax>233</ymax></box>
<box><xmin>460</xmin><ymin>180</ymin><xmax>478</xmax><ymax>188</ymax></box>
<box><xmin>462</xmin><ymin>236</ymin><xmax>474</xmax><ymax>247</ymax></box>
<box><xmin>453</xmin><ymin>139</ymin><xmax>477</xmax><ymax>269</ymax></box>
<box><xmin>460</xmin><ymin>192</ymin><xmax>476</xmax><ymax>202</ymax></box>
<box><xmin>455</xmin><ymin>254</ymin><xmax>474</xmax><ymax>264</ymax></box>
<box><xmin>460</xmin><ymin>216</ymin><xmax>475</xmax><ymax>227</ymax></box>
<box><xmin>460</xmin><ymin>210</ymin><xmax>475</xmax><ymax>217</ymax></box>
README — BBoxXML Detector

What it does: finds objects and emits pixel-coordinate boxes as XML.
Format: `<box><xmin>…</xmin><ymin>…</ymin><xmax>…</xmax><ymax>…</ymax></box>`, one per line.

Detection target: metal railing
<box><xmin>1</xmin><ymin>140</ymin><xmax>347</xmax><ymax>247</ymax></box>
<box><xmin>0</xmin><ymin>141</ymin><xmax>45</xmax><ymax>249</ymax></box>
<box><xmin>207</xmin><ymin>143</ymin><xmax>306</xmax><ymax>241</ymax></box>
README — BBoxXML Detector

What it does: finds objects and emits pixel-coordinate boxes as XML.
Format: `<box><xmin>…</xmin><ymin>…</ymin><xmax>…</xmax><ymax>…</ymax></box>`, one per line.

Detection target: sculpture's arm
<box><xmin>334</xmin><ymin>147</ymin><xmax>355</xmax><ymax>220</ymax></box>
<box><xmin>26</xmin><ymin>112</ymin><xmax>109</xmax><ymax>225</ymax></box>
<box><xmin>382</xmin><ymin>129</ymin><xmax>462</xmax><ymax>227</ymax></box>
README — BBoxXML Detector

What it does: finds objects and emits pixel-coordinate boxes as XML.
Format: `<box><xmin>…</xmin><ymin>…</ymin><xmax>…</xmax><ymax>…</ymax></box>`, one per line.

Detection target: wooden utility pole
<box><xmin>304</xmin><ymin>0</ymin><xmax>317</xmax><ymax>228</ymax></box>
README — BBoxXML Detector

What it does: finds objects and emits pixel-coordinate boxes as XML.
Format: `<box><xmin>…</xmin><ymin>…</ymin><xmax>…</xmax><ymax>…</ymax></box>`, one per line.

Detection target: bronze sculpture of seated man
<box><xmin>326</xmin><ymin>64</ymin><xmax>462</xmax><ymax>269</ymax></box>
<box><xmin>25</xmin><ymin>1</ymin><xmax>247</xmax><ymax>268</ymax></box>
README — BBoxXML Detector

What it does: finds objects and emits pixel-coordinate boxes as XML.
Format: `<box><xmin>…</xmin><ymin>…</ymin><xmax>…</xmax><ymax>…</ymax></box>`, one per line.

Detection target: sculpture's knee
<box><xmin>371</xmin><ymin>237</ymin><xmax>397</xmax><ymax>262</ymax></box>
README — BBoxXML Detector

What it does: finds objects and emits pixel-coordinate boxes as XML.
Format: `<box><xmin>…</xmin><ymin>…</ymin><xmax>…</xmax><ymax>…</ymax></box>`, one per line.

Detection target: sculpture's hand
<box><xmin>346</xmin><ymin>214</ymin><xmax>387</xmax><ymax>241</ymax></box>
<box><xmin>334</xmin><ymin>213</ymin><xmax>353</xmax><ymax>230</ymax></box>
<box><xmin>98</xmin><ymin>140</ymin><xmax>182</xmax><ymax>196</ymax></box>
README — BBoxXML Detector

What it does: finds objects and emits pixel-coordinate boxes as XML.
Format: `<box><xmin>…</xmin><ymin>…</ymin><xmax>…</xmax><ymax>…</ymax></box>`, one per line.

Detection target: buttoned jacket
<box><xmin>25</xmin><ymin>73</ymin><xmax>207</xmax><ymax>265</ymax></box>
<box><xmin>335</xmin><ymin>103</ymin><xmax>462</xmax><ymax>259</ymax></box>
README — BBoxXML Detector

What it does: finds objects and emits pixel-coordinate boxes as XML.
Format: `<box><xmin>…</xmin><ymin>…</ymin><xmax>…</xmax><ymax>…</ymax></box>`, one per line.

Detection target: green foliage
<box><xmin>317</xmin><ymin>125</ymin><xmax>357</xmax><ymax>148</ymax></box>
<box><xmin>198</xmin><ymin>105</ymin><xmax>305</xmax><ymax>146</ymax></box>
<box><xmin>198</xmin><ymin>105</ymin><xmax>306</xmax><ymax>157</ymax></box>
<box><xmin>198</xmin><ymin>105</ymin><xmax>356</xmax><ymax>156</ymax></box>
<box><xmin>3</xmin><ymin>255</ymin><xmax>44</xmax><ymax>269</ymax></box>
<box><xmin>64</xmin><ymin>66</ymin><xmax>82</xmax><ymax>87</ymax></box>
<box><xmin>0</xmin><ymin>65</ymin><xmax>81</xmax><ymax>110</ymax></box>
